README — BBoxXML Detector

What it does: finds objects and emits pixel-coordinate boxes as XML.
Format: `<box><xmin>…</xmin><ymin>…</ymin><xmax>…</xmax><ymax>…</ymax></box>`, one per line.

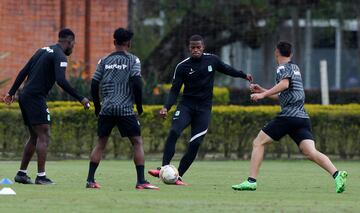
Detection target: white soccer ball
<box><xmin>159</xmin><ymin>165</ymin><xmax>179</xmax><ymax>184</ymax></box>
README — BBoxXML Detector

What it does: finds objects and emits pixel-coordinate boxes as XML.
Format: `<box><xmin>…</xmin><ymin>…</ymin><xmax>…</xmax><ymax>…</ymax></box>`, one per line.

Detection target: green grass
<box><xmin>0</xmin><ymin>160</ymin><xmax>359</xmax><ymax>213</ymax></box>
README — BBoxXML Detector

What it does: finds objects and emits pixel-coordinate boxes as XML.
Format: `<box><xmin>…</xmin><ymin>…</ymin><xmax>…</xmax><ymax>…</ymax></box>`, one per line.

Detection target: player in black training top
<box><xmin>86</xmin><ymin>28</ymin><xmax>159</xmax><ymax>190</ymax></box>
<box><xmin>148</xmin><ymin>35</ymin><xmax>252</xmax><ymax>185</ymax></box>
<box><xmin>231</xmin><ymin>41</ymin><xmax>347</xmax><ymax>193</ymax></box>
<box><xmin>3</xmin><ymin>29</ymin><xmax>90</xmax><ymax>185</ymax></box>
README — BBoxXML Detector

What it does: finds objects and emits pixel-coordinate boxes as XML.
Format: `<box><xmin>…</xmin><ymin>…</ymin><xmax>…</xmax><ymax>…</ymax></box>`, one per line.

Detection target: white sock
<box><xmin>37</xmin><ymin>172</ymin><xmax>46</xmax><ymax>177</ymax></box>
<box><xmin>19</xmin><ymin>170</ymin><xmax>27</xmax><ymax>174</ymax></box>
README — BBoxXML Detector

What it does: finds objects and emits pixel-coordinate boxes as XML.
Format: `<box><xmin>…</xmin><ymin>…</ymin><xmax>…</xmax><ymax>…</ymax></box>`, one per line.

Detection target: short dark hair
<box><xmin>188</xmin><ymin>34</ymin><xmax>204</xmax><ymax>45</ymax></box>
<box><xmin>276</xmin><ymin>41</ymin><xmax>292</xmax><ymax>57</ymax></box>
<box><xmin>113</xmin><ymin>28</ymin><xmax>134</xmax><ymax>45</ymax></box>
<box><xmin>58</xmin><ymin>28</ymin><xmax>75</xmax><ymax>40</ymax></box>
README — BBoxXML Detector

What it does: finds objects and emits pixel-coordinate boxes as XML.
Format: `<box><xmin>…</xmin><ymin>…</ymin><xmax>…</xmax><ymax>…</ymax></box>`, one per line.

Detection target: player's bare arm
<box><xmin>250</xmin><ymin>79</ymin><xmax>289</xmax><ymax>101</ymax></box>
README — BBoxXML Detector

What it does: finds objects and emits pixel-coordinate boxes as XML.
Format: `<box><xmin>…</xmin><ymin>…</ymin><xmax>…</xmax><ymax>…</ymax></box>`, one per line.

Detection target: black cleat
<box><xmin>14</xmin><ymin>174</ymin><xmax>34</xmax><ymax>184</ymax></box>
<box><xmin>35</xmin><ymin>176</ymin><xmax>54</xmax><ymax>185</ymax></box>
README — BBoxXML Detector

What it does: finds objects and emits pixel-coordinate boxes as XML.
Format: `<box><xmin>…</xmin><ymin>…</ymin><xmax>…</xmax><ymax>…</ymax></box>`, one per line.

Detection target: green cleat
<box><xmin>232</xmin><ymin>180</ymin><xmax>257</xmax><ymax>191</ymax></box>
<box><xmin>335</xmin><ymin>171</ymin><xmax>348</xmax><ymax>193</ymax></box>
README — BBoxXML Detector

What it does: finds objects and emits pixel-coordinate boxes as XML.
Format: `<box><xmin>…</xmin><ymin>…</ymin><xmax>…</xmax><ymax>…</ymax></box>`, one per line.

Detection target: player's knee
<box><xmin>301</xmin><ymin>148</ymin><xmax>318</xmax><ymax>160</ymax></box>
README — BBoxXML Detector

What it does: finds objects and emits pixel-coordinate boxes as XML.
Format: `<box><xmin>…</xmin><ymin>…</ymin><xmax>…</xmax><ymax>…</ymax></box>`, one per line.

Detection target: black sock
<box><xmin>17</xmin><ymin>171</ymin><xmax>26</xmax><ymax>176</ymax></box>
<box><xmin>248</xmin><ymin>177</ymin><xmax>257</xmax><ymax>183</ymax></box>
<box><xmin>136</xmin><ymin>165</ymin><xmax>146</xmax><ymax>184</ymax></box>
<box><xmin>332</xmin><ymin>171</ymin><xmax>339</xmax><ymax>179</ymax></box>
<box><xmin>87</xmin><ymin>161</ymin><xmax>99</xmax><ymax>182</ymax></box>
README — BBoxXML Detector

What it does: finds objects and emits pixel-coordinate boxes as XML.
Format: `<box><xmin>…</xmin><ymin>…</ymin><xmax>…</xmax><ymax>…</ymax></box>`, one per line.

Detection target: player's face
<box><xmin>64</xmin><ymin>39</ymin><xmax>75</xmax><ymax>56</ymax></box>
<box><xmin>189</xmin><ymin>41</ymin><xmax>204</xmax><ymax>58</ymax></box>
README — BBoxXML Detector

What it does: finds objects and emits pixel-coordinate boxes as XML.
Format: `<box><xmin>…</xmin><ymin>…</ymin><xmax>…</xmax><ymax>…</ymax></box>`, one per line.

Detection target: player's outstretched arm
<box><xmin>250</xmin><ymin>79</ymin><xmax>289</xmax><ymax>102</ymax></box>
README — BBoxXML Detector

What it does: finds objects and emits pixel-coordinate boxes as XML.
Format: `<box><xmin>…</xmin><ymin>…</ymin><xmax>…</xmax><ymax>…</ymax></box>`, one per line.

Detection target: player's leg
<box><xmin>162</xmin><ymin>104</ymin><xmax>192</xmax><ymax>166</ymax></box>
<box><xmin>232</xmin><ymin>117</ymin><xmax>287</xmax><ymax>191</ymax></box>
<box><xmin>86</xmin><ymin>116</ymin><xmax>114</xmax><ymax>188</ymax></box>
<box><xmin>118</xmin><ymin>116</ymin><xmax>158</xmax><ymax>189</ymax></box>
<box><xmin>14</xmin><ymin>126</ymin><xmax>37</xmax><ymax>184</ymax></box>
<box><xmin>32</xmin><ymin>124</ymin><xmax>53</xmax><ymax>184</ymax></box>
<box><xmin>177</xmin><ymin>107</ymin><xmax>211</xmax><ymax>179</ymax></box>
<box><xmin>148</xmin><ymin>104</ymin><xmax>192</xmax><ymax>178</ymax></box>
<box><xmin>14</xmin><ymin>96</ymin><xmax>37</xmax><ymax>184</ymax></box>
<box><xmin>249</xmin><ymin>130</ymin><xmax>274</xmax><ymax>179</ymax></box>
<box><xmin>129</xmin><ymin>136</ymin><xmax>159</xmax><ymax>190</ymax></box>
<box><xmin>292</xmin><ymin>120</ymin><xmax>347</xmax><ymax>193</ymax></box>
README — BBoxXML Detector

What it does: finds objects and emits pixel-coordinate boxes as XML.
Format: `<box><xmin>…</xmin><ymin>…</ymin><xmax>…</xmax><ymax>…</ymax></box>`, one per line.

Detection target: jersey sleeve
<box><xmin>8</xmin><ymin>49</ymin><xmax>42</xmax><ymax>95</ymax></box>
<box><xmin>214</xmin><ymin>55</ymin><xmax>247</xmax><ymax>79</ymax></box>
<box><xmin>276</xmin><ymin>65</ymin><xmax>293</xmax><ymax>82</ymax></box>
<box><xmin>164</xmin><ymin>64</ymin><xmax>184</xmax><ymax>110</ymax></box>
<box><xmin>130</xmin><ymin>56</ymin><xmax>141</xmax><ymax>77</ymax></box>
<box><xmin>92</xmin><ymin>58</ymin><xmax>105</xmax><ymax>82</ymax></box>
<box><xmin>54</xmin><ymin>53</ymin><xmax>84</xmax><ymax>101</ymax></box>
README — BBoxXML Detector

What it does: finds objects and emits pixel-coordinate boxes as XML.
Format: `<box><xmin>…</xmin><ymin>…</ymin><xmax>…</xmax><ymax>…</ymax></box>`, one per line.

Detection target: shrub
<box><xmin>0</xmin><ymin>104</ymin><xmax>359</xmax><ymax>160</ymax></box>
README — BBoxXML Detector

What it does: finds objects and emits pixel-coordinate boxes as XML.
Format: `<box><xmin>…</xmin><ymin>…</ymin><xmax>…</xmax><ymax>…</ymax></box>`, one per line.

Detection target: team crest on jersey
<box><xmin>208</xmin><ymin>65</ymin><xmax>213</xmax><ymax>72</ymax></box>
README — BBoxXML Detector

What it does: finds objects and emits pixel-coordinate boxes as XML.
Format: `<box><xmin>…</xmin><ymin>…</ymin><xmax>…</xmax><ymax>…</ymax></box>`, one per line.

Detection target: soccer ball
<box><xmin>159</xmin><ymin>165</ymin><xmax>179</xmax><ymax>184</ymax></box>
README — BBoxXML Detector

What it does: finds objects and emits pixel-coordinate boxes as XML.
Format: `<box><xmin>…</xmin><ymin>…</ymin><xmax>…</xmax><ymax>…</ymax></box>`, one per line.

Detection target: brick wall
<box><xmin>0</xmin><ymin>0</ymin><xmax>128</xmax><ymax>94</ymax></box>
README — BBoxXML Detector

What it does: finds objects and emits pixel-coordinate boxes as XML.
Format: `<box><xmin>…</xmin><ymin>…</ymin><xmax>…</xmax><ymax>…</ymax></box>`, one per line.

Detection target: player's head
<box><xmin>58</xmin><ymin>28</ymin><xmax>75</xmax><ymax>56</ymax></box>
<box><xmin>113</xmin><ymin>28</ymin><xmax>134</xmax><ymax>48</ymax></box>
<box><xmin>275</xmin><ymin>41</ymin><xmax>292</xmax><ymax>60</ymax></box>
<box><xmin>188</xmin><ymin>34</ymin><xmax>204</xmax><ymax>58</ymax></box>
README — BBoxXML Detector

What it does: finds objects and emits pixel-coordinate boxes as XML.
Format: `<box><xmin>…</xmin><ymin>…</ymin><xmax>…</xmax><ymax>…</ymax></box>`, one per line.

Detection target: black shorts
<box><xmin>97</xmin><ymin>115</ymin><xmax>141</xmax><ymax>138</ymax></box>
<box><xmin>18</xmin><ymin>94</ymin><xmax>50</xmax><ymax>126</ymax></box>
<box><xmin>262</xmin><ymin>116</ymin><xmax>314</xmax><ymax>145</ymax></box>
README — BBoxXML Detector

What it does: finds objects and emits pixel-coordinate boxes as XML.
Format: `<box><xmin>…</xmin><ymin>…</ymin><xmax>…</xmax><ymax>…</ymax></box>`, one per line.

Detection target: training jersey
<box><xmin>275</xmin><ymin>61</ymin><xmax>309</xmax><ymax>118</ymax></box>
<box><xmin>164</xmin><ymin>53</ymin><xmax>247</xmax><ymax>110</ymax></box>
<box><xmin>8</xmin><ymin>44</ymin><xmax>83</xmax><ymax>101</ymax></box>
<box><xmin>92</xmin><ymin>51</ymin><xmax>141</xmax><ymax>116</ymax></box>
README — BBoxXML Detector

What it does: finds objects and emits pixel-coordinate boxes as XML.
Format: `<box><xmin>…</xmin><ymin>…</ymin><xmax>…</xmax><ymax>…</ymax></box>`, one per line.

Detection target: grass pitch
<box><xmin>0</xmin><ymin>160</ymin><xmax>359</xmax><ymax>213</ymax></box>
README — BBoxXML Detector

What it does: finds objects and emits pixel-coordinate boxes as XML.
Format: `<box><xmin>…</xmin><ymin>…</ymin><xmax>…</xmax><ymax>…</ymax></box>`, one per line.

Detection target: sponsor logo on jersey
<box><xmin>175</xmin><ymin>110</ymin><xmax>180</xmax><ymax>116</ymax></box>
<box><xmin>60</xmin><ymin>62</ymin><xmax>68</xmax><ymax>67</ymax></box>
<box><xmin>189</xmin><ymin>68</ymin><xmax>195</xmax><ymax>74</ymax></box>
<box><xmin>208</xmin><ymin>65</ymin><xmax>213</xmax><ymax>72</ymax></box>
<box><xmin>105</xmin><ymin>64</ymin><xmax>128</xmax><ymax>70</ymax></box>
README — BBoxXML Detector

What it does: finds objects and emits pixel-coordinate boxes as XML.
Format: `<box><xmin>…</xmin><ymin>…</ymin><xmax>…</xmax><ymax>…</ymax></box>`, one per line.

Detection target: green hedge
<box><xmin>0</xmin><ymin>103</ymin><xmax>359</xmax><ymax>160</ymax></box>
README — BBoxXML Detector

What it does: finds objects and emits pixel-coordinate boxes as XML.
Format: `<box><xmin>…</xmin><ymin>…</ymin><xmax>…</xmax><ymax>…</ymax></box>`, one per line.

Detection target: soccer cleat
<box><xmin>35</xmin><ymin>176</ymin><xmax>54</xmax><ymax>185</ymax></box>
<box><xmin>335</xmin><ymin>171</ymin><xmax>348</xmax><ymax>193</ymax></box>
<box><xmin>136</xmin><ymin>181</ymin><xmax>160</xmax><ymax>190</ymax></box>
<box><xmin>148</xmin><ymin>167</ymin><xmax>161</xmax><ymax>178</ymax></box>
<box><xmin>174</xmin><ymin>177</ymin><xmax>188</xmax><ymax>186</ymax></box>
<box><xmin>232</xmin><ymin>180</ymin><xmax>257</xmax><ymax>191</ymax></box>
<box><xmin>86</xmin><ymin>181</ymin><xmax>101</xmax><ymax>189</ymax></box>
<box><xmin>14</xmin><ymin>174</ymin><xmax>34</xmax><ymax>184</ymax></box>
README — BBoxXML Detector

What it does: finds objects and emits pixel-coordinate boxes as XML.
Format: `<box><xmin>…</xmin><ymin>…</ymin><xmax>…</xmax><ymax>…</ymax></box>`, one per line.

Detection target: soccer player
<box><xmin>231</xmin><ymin>41</ymin><xmax>348</xmax><ymax>193</ymax></box>
<box><xmin>3</xmin><ymin>29</ymin><xmax>90</xmax><ymax>185</ymax></box>
<box><xmin>86</xmin><ymin>28</ymin><xmax>159</xmax><ymax>190</ymax></box>
<box><xmin>148</xmin><ymin>35</ymin><xmax>253</xmax><ymax>185</ymax></box>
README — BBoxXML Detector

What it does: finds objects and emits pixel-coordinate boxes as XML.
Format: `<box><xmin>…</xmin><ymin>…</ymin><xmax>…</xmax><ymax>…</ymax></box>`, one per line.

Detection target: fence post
<box><xmin>320</xmin><ymin>60</ymin><xmax>329</xmax><ymax>105</ymax></box>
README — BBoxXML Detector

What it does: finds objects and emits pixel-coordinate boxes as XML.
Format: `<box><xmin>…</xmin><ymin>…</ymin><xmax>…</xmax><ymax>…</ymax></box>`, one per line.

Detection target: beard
<box><xmin>64</xmin><ymin>48</ymin><xmax>72</xmax><ymax>56</ymax></box>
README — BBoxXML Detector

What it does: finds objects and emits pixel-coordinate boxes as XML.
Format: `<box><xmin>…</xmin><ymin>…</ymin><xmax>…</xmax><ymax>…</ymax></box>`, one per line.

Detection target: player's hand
<box><xmin>246</xmin><ymin>74</ymin><xmax>253</xmax><ymax>83</ymax></box>
<box><xmin>136</xmin><ymin>105</ymin><xmax>143</xmax><ymax>116</ymax></box>
<box><xmin>249</xmin><ymin>83</ymin><xmax>264</xmax><ymax>93</ymax></box>
<box><xmin>3</xmin><ymin>93</ymin><xmax>14</xmax><ymax>105</ymax></box>
<box><xmin>250</xmin><ymin>93</ymin><xmax>265</xmax><ymax>102</ymax></box>
<box><xmin>81</xmin><ymin>97</ymin><xmax>90</xmax><ymax>110</ymax></box>
<box><xmin>159</xmin><ymin>107</ymin><xmax>168</xmax><ymax>119</ymax></box>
